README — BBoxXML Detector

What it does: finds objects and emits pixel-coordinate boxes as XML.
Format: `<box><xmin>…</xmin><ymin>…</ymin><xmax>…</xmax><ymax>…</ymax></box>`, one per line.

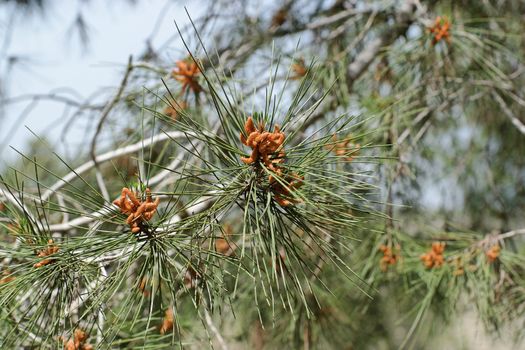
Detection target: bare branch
<box><xmin>492</xmin><ymin>91</ymin><xmax>525</xmax><ymax>136</ymax></box>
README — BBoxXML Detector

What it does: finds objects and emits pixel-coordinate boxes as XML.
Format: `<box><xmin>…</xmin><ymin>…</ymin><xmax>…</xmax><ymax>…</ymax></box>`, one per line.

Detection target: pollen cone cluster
<box><xmin>113</xmin><ymin>187</ymin><xmax>159</xmax><ymax>234</ymax></box>
<box><xmin>159</xmin><ymin>307</ymin><xmax>174</xmax><ymax>334</ymax></box>
<box><xmin>34</xmin><ymin>239</ymin><xmax>59</xmax><ymax>268</ymax></box>
<box><xmin>327</xmin><ymin>134</ymin><xmax>360</xmax><ymax>162</ymax></box>
<box><xmin>486</xmin><ymin>244</ymin><xmax>501</xmax><ymax>263</ymax></box>
<box><xmin>164</xmin><ymin>100</ymin><xmax>188</xmax><ymax>120</ymax></box>
<box><xmin>215</xmin><ymin>224</ymin><xmax>237</xmax><ymax>256</ymax></box>
<box><xmin>240</xmin><ymin>116</ymin><xmax>285</xmax><ymax>171</ymax></box>
<box><xmin>62</xmin><ymin>328</ymin><xmax>93</xmax><ymax>350</ymax></box>
<box><xmin>270</xmin><ymin>8</ymin><xmax>287</xmax><ymax>28</ymax></box>
<box><xmin>452</xmin><ymin>256</ymin><xmax>464</xmax><ymax>276</ymax></box>
<box><xmin>290</xmin><ymin>58</ymin><xmax>307</xmax><ymax>80</ymax></box>
<box><xmin>420</xmin><ymin>242</ymin><xmax>446</xmax><ymax>268</ymax></box>
<box><xmin>379</xmin><ymin>244</ymin><xmax>400</xmax><ymax>271</ymax></box>
<box><xmin>183</xmin><ymin>266</ymin><xmax>201</xmax><ymax>289</ymax></box>
<box><xmin>429</xmin><ymin>16</ymin><xmax>451</xmax><ymax>45</ymax></box>
<box><xmin>172</xmin><ymin>59</ymin><xmax>202</xmax><ymax>94</ymax></box>
<box><xmin>240</xmin><ymin>117</ymin><xmax>303</xmax><ymax>206</ymax></box>
<box><xmin>271</xmin><ymin>172</ymin><xmax>304</xmax><ymax>207</ymax></box>
<box><xmin>138</xmin><ymin>277</ymin><xmax>151</xmax><ymax>297</ymax></box>
<box><xmin>0</xmin><ymin>270</ymin><xmax>14</xmax><ymax>284</ymax></box>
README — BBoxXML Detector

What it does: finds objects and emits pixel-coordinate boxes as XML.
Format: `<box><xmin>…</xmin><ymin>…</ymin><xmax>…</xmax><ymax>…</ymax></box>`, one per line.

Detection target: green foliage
<box><xmin>1</xmin><ymin>0</ymin><xmax>525</xmax><ymax>349</ymax></box>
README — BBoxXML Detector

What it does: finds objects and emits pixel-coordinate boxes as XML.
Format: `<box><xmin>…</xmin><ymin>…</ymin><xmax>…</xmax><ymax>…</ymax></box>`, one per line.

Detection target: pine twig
<box><xmin>492</xmin><ymin>91</ymin><xmax>525</xmax><ymax>136</ymax></box>
<box><xmin>203</xmin><ymin>306</ymin><xmax>229</xmax><ymax>350</ymax></box>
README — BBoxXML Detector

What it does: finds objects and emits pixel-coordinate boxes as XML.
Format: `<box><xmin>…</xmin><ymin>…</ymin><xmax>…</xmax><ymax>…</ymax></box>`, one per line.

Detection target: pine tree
<box><xmin>1</xmin><ymin>0</ymin><xmax>525</xmax><ymax>349</ymax></box>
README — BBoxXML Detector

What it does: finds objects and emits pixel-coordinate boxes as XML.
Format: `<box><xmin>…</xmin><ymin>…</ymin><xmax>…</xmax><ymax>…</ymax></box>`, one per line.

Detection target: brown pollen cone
<box><xmin>240</xmin><ymin>116</ymin><xmax>305</xmax><ymax>206</ymax></box>
<box><xmin>271</xmin><ymin>172</ymin><xmax>304</xmax><ymax>207</ymax></box>
<box><xmin>113</xmin><ymin>187</ymin><xmax>159</xmax><ymax>234</ymax></box>
<box><xmin>0</xmin><ymin>270</ymin><xmax>15</xmax><ymax>284</ymax></box>
<box><xmin>379</xmin><ymin>244</ymin><xmax>400</xmax><ymax>271</ymax></box>
<box><xmin>160</xmin><ymin>307</ymin><xmax>174</xmax><ymax>334</ymax></box>
<box><xmin>271</xmin><ymin>8</ymin><xmax>288</xmax><ymax>27</ymax></box>
<box><xmin>62</xmin><ymin>328</ymin><xmax>93</xmax><ymax>350</ymax></box>
<box><xmin>172</xmin><ymin>59</ymin><xmax>202</xmax><ymax>94</ymax></box>
<box><xmin>215</xmin><ymin>223</ymin><xmax>237</xmax><ymax>256</ymax></box>
<box><xmin>34</xmin><ymin>239</ymin><xmax>59</xmax><ymax>268</ymax></box>
<box><xmin>138</xmin><ymin>277</ymin><xmax>151</xmax><ymax>297</ymax></box>
<box><xmin>326</xmin><ymin>134</ymin><xmax>360</xmax><ymax>162</ymax></box>
<box><xmin>486</xmin><ymin>244</ymin><xmax>501</xmax><ymax>263</ymax></box>
<box><xmin>290</xmin><ymin>58</ymin><xmax>307</xmax><ymax>80</ymax></box>
<box><xmin>164</xmin><ymin>100</ymin><xmax>188</xmax><ymax>120</ymax></box>
<box><xmin>420</xmin><ymin>242</ymin><xmax>446</xmax><ymax>269</ymax></box>
<box><xmin>240</xmin><ymin>116</ymin><xmax>285</xmax><ymax>171</ymax></box>
<box><xmin>429</xmin><ymin>16</ymin><xmax>451</xmax><ymax>45</ymax></box>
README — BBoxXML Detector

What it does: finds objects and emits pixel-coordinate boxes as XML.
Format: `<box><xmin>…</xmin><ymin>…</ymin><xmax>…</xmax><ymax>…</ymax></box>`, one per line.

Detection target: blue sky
<box><xmin>0</xmin><ymin>0</ymin><xmax>198</xmax><ymax>164</ymax></box>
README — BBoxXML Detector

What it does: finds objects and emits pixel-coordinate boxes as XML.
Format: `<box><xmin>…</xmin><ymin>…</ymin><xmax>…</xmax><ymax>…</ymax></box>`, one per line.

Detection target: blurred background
<box><xmin>0</xmin><ymin>0</ymin><xmax>199</xmax><ymax>162</ymax></box>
